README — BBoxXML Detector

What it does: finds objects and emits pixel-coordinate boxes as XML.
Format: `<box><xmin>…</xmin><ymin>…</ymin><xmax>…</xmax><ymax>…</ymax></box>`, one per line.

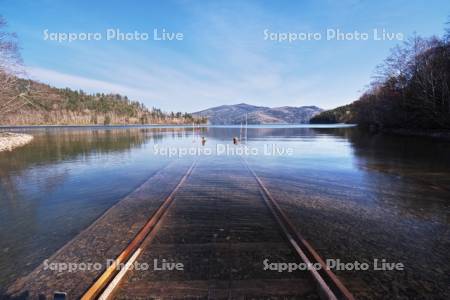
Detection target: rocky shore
<box><xmin>0</xmin><ymin>132</ymin><xmax>34</xmax><ymax>152</ymax></box>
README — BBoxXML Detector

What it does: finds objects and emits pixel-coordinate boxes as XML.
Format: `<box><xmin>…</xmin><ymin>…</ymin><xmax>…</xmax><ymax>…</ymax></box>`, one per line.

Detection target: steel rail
<box><xmin>243</xmin><ymin>158</ymin><xmax>355</xmax><ymax>300</ymax></box>
<box><xmin>81</xmin><ymin>158</ymin><xmax>354</xmax><ymax>300</ymax></box>
<box><xmin>80</xmin><ymin>161</ymin><xmax>196</xmax><ymax>300</ymax></box>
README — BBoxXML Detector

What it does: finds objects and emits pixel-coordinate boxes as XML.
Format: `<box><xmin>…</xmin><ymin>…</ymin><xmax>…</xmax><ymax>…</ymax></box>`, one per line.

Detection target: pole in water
<box><xmin>240</xmin><ymin>122</ymin><xmax>242</xmax><ymax>142</ymax></box>
<box><xmin>245</xmin><ymin>114</ymin><xmax>248</xmax><ymax>144</ymax></box>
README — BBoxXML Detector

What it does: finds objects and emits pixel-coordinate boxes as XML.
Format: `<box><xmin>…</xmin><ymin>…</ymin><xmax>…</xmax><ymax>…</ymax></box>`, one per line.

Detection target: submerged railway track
<box><xmin>79</xmin><ymin>157</ymin><xmax>354</xmax><ymax>300</ymax></box>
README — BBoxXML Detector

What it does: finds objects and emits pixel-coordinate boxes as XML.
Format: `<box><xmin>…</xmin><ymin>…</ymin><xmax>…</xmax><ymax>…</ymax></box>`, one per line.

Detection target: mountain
<box><xmin>192</xmin><ymin>103</ymin><xmax>323</xmax><ymax>125</ymax></box>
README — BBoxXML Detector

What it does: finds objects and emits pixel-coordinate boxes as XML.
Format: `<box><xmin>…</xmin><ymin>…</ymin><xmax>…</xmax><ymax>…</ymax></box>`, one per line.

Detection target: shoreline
<box><xmin>0</xmin><ymin>123</ymin><xmax>206</xmax><ymax>128</ymax></box>
<box><xmin>0</xmin><ymin>123</ymin><xmax>356</xmax><ymax>129</ymax></box>
<box><xmin>0</xmin><ymin>133</ymin><xmax>34</xmax><ymax>152</ymax></box>
<box><xmin>381</xmin><ymin>128</ymin><xmax>450</xmax><ymax>141</ymax></box>
<box><xmin>331</xmin><ymin>124</ymin><xmax>450</xmax><ymax>141</ymax></box>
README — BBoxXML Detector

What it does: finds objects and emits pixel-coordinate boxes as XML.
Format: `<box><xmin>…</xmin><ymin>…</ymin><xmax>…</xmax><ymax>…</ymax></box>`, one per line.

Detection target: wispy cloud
<box><xmin>26</xmin><ymin>66</ymin><xmax>151</xmax><ymax>96</ymax></box>
<box><xmin>26</xmin><ymin>60</ymin><xmax>323</xmax><ymax>112</ymax></box>
<box><xmin>6</xmin><ymin>0</ymin><xmax>449</xmax><ymax>111</ymax></box>
<box><xmin>20</xmin><ymin>1</ymin><xmax>376</xmax><ymax>111</ymax></box>
<box><xmin>16</xmin><ymin>1</ymin><xmax>326</xmax><ymax>111</ymax></box>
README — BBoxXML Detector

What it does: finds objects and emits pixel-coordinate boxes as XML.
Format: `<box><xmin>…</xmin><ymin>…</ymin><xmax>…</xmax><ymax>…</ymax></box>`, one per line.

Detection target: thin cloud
<box><xmin>25</xmin><ymin>66</ymin><xmax>160</xmax><ymax>100</ymax></box>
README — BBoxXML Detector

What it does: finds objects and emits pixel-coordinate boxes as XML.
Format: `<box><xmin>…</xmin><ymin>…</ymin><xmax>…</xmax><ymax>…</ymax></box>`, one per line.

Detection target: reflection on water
<box><xmin>0</xmin><ymin>126</ymin><xmax>449</xmax><ymax>297</ymax></box>
<box><xmin>0</xmin><ymin>128</ymin><xmax>171</xmax><ymax>289</ymax></box>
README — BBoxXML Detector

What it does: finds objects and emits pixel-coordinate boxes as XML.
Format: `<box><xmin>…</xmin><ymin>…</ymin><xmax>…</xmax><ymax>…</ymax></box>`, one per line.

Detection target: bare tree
<box><xmin>0</xmin><ymin>15</ymin><xmax>23</xmax><ymax>116</ymax></box>
<box><xmin>0</xmin><ymin>16</ymin><xmax>42</xmax><ymax>117</ymax></box>
<box><xmin>0</xmin><ymin>16</ymin><xmax>21</xmax><ymax>71</ymax></box>
<box><xmin>444</xmin><ymin>16</ymin><xmax>450</xmax><ymax>43</ymax></box>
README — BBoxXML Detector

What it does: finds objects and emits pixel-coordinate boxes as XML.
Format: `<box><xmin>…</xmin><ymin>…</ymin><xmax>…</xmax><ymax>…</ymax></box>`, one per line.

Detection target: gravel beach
<box><xmin>0</xmin><ymin>132</ymin><xmax>33</xmax><ymax>152</ymax></box>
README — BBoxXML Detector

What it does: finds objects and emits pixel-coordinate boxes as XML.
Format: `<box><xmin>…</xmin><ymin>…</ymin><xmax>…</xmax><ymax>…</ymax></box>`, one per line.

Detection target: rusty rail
<box><xmin>242</xmin><ymin>158</ymin><xmax>355</xmax><ymax>300</ymax></box>
<box><xmin>80</xmin><ymin>161</ymin><xmax>196</xmax><ymax>300</ymax></box>
<box><xmin>81</xmin><ymin>158</ymin><xmax>354</xmax><ymax>300</ymax></box>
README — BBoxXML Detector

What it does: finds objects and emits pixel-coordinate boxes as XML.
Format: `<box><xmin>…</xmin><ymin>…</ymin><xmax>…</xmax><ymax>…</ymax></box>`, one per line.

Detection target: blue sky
<box><xmin>1</xmin><ymin>0</ymin><xmax>449</xmax><ymax>111</ymax></box>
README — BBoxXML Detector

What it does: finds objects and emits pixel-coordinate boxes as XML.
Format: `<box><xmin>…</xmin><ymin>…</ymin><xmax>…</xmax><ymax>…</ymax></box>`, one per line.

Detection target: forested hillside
<box><xmin>0</xmin><ymin>77</ymin><xmax>207</xmax><ymax>125</ymax></box>
<box><xmin>311</xmin><ymin>24</ymin><xmax>450</xmax><ymax>130</ymax></box>
<box><xmin>309</xmin><ymin>104</ymin><xmax>354</xmax><ymax>124</ymax></box>
<box><xmin>0</xmin><ymin>16</ymin><xmax>206</xmax><ymax>126</ymax></box>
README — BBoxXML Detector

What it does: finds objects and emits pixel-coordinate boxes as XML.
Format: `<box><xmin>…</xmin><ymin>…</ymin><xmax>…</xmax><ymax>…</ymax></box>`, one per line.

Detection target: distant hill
<box><xmin>193</xmin><ymin>103</ymin><xmax>323</xmax><ymax>125</ymax></box>
<box><xmin>0</xmin><ymin>78</ymin><xmax>206</xmax><ymax>125</ymax></box>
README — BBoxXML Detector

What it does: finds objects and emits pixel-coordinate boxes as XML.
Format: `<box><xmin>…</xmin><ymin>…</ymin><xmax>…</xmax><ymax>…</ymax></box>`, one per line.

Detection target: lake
<box><xmin>0</xmin><ymin>125</ymin><xmax>449</xmax><ymax>298</ymax></box>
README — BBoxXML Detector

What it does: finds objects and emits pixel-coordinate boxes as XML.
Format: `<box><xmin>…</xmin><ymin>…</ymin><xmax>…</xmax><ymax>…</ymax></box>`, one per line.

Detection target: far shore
<box><xmin>0</xmin><ymin>124</ymin><xmax>206</xmax><ymax>128</ymax></box>
<box><xmin>2</xmin><ymin>124</ymin><xmax>448</xmax><ymax>142</ymax></box>
<box><xmin>0</xmin><ymin>123</ymin><xmax>355</xmax><ymax>129</ymax></box>
<box><xmin>0</xmin><ymin>133</ymin><xmax>34</xmax><ymax>152</ymax></box>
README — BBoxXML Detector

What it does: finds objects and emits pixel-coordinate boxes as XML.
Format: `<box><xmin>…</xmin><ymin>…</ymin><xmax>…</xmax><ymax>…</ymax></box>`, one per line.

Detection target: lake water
<box><xmin>0</xmin><ymin>125</ymin><xmax>449</xmax><ymax>298</ymax></box>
